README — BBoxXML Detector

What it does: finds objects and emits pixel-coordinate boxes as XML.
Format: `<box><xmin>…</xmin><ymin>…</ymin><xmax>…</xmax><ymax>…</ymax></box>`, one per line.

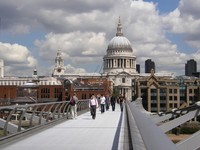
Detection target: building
<box><xmin>134</xmin><ymin>70</ymin><xmax>200</xmax><ymax>113</ymax></box>
<box><xmin>0</xmin><ymin>59</ymin><xmax>4</xmax><ymax>78</ymax></box>
<box><xmin>102</xmin><ymin>17</ymin><xmax>139</xmax><ymax>99</ymax></box>
<box><xmin>52</xmin><ymin>17</ymin><xmax>139</xmax><ymax>100</ymax></box>
<box><xmin>62</xmin><ymin>77</ymin><xmax>112</xmax><ymax>100</ymax></box>
<box><xmin>185</xmin><ymin>59</ymin><xmax>197</xmax><ymax>76</ymax></box>
<box><xmin>53</xmin><ymin>50</ymin><xmax>65</xmax><ymax>77</ymax></box>
<box><xmin>1</xmin><ymin>17</ymin><xmax>199</xmax><ymax>111</ymax></box>
<box><xmin>145</xmin><ymin>59</ymin><xmax>155</xmax><ymax>73</ymax></box>
<box><xmin>0</xmin><ymin>69</ymin><xmax>65</xmax><ymax>106</ymax></box>
<box><xmin>192</xmin><ymin>72</ymin><xmax>200</xmax><ymax>78</ymax></box>
<box><xmin>136</xmin><ymin>64</ymin><xmax>140</xmax><ymax>73</ymax></box>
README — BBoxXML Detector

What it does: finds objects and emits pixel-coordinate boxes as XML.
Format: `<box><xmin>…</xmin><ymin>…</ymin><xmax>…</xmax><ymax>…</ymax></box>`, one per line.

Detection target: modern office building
<box><xmin>136</xmin><ymin>64</ymin><xmax>140</xmax><ymax>73</ymax></box>
<box><xmin>185</xmin><ymin>59</ymin><xmax>197</xmax><ymax>76</ymax></box>
<box><xmin>145</xmin><ymin>59</ymin><xmax>155</xmax><ymax>73</ymax></box>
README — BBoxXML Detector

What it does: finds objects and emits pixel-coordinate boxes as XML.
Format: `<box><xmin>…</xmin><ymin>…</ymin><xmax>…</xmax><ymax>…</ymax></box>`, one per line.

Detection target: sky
<box><xmin>0</xmin><ymin>0</ymin><xmax>200</xmax><ymax>77</ymax></box>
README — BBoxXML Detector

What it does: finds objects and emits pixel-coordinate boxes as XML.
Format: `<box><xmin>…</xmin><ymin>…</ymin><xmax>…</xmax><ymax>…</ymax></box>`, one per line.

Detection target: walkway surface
<box><xmin>1</xmin><ymin>104</ymin><xmax>122</xmax><ymax>150</ymax></box>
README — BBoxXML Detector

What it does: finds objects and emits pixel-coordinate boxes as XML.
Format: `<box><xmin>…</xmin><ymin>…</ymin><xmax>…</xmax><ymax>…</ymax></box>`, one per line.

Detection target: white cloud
<box><xmin>34</xmin><ymin>31</ymin><xmax>107</xmax><ymax>64</ymax></box>
<box><xmin>0</xmin><ymin>0</ymin><xmax>200</xmax><ymax>76</ymax></box>
<box><xmin>65</xmin><ymin>64</ymin><xmax>86</xmax><ymax>74</ymax></box>
<box><xmin>0</xmin><ymin>42</ymin><xmax>37</xmax><ymax>76</ymax></box>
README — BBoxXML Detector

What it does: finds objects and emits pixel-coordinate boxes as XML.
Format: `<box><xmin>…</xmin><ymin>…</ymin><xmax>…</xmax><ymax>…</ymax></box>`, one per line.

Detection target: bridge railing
<box><xmin>0</xmin><ymin>100</ymin><xmax>89</xmax><ymax>139</ymax></box>
<box><xmin>123</xmin><ymin>100</ymin><xmax>177</xmax><ymax>150</ymax></box>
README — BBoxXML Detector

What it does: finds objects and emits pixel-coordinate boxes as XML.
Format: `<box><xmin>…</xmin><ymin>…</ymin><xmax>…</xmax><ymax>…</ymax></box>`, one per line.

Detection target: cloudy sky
<box><xmin>0</xmin><ymin>0</ymin><xmax>200</xmax><ymax>76</ymax></box>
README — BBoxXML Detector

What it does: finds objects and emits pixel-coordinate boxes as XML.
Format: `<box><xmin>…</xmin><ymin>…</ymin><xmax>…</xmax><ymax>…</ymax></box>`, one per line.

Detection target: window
<box><xmin>174</xmin><ymin>96</ymin><xmax>177</xmax><ymax>101</ymax></box>
<box><xmin>122</xmin><ymin>78</ymin><xmax>125</xmax><ymax>83</ymax></box>
<box><xmin>169</xmin><ymin>96</ymin><xmax>173</xmax><ymax>101</ymax></box>
<box><xmin>82</xmin><ymin>94</ymin><xmax>86</xmax><ymax>99</ymax></box>
<box><xmin>169</xmin><ymin>103</ymin><xmax>173</xmax><ymax>108</ymax></box>
<box><xmin>174</xmin><ymin>103</ymin><xmax>177</xmax><ymax>108</ymax></box>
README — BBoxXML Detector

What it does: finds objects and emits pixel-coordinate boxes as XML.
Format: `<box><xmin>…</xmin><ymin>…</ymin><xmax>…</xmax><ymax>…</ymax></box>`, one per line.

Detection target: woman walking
<box><xmin>89</xmin><ymin>95</ymin><xmax>98</xmax><ymax>119</ymax></box>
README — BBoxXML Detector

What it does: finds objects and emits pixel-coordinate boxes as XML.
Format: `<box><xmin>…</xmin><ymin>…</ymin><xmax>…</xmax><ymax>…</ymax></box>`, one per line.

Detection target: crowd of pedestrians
<box><xmin>88</xmin><ymin>93</ymin><xmax>126</xmax><ymax>120</ymax></box>
<box><xmin>69</xmin><ymin>92</ymin><xmax>126</xmax><ymax>120</ymax></box>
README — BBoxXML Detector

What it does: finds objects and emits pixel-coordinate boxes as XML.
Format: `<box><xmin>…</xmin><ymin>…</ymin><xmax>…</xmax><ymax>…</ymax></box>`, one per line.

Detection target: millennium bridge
<box><xmin>0</xmin><ymin>98</ymin><xmax>200</xmax><ymax>150</ymax></box>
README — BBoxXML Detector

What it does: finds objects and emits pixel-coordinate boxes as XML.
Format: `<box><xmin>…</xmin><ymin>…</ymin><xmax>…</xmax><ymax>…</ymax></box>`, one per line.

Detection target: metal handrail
<box><xmin>124</xmin><ymin>101</ymin><xmax>177</xmax><ymax>150</ymax></box>
<box><xmin>0</xmin><ymin>99</ymin><xmax>89</xmax><ymax>139</ymax></box>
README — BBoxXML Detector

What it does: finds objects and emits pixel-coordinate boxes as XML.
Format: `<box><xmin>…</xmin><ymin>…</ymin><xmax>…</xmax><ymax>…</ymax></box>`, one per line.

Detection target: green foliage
<box><xmin>113</xmin><ymin>87</ymin><xmax>119</xmax><ymax>98</ymax></box>
<box><xmin>0</xmin><ymin>129</ymin><xmax>3</xmax><ymax>137</ymax></box>
<box><xmin>172</xmin><ymin>126</ymin><xmax>200</xmax><ymax>135</ymax></box>
<box><xmin>180</xmin><ymin>127</ymin><xmax>200</xmax><ymax>134</ymax></box>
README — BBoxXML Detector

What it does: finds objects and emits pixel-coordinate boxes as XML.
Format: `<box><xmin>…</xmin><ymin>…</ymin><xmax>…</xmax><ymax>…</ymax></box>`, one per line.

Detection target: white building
<box><xmin>103</xmin><ymin>17</ymin><xmax>139</xmax><ymax>99</ymax></box>
<box><xmin>52</xmin><ymin>50</ymin><xmax>65</xmax><ymax>77</ymax></box>
<box><xmin>52</xmin><ymin>17</ymin><xmax>140</xmax><ymax>100</ymax></box>
<box><xmin>0</xmin><ymin>59</ymin><xmax>4</xmax><ymax>78</ymax></box>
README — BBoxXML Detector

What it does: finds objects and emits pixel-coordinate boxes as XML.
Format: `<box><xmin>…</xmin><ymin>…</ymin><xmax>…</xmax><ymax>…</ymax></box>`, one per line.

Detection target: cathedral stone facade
<box><xmin>103</xmin><ymin>17</ymin><xmax>139</xmax><ymax>100</ymax></box>
<box><xmin>52</xmin><ymin>17</ymin><xmax>139</xmax><ymax>100</ymax></box>
<box><xmin>53</xmin><ymin>50</ymin><xmax>65</xmax><ymax>76</ymax></box>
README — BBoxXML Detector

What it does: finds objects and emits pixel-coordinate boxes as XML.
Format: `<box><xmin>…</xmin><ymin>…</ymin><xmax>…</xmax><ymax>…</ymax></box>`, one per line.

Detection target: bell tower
<box><xmin>53</xmin><ymin>50</ymin><xmax>65</xmax><ymax>76</ymax></box>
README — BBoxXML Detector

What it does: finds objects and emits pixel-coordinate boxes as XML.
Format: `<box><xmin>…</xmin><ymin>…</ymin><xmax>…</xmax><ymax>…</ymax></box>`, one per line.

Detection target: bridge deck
<box><xmin>1</xmin><ymin>104</ymin><xmax>122</xmax><ymax>150</ymax></box>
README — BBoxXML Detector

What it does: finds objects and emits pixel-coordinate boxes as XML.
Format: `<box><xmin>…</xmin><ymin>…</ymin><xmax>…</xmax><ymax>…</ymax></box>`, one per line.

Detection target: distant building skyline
<box><xmin>145</xmin><ymin>59</ymin><xmax>155</xmax><ymax>73</ymax></box>
<box><xmin>136</xmin><ymin>64</ymin><xmax>140</xmax><ymax>73</ymax></box>
<box><xmin>185</xmin><ymin>59</ymin><xmax>197</xmax><ymax>77</ymax></box>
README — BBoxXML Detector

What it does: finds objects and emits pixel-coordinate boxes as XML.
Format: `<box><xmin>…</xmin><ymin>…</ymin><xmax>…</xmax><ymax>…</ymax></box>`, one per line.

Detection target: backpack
<box><xmin>70</xmin><ymin>97</ymin><xmax>75</xmax><ymax>106</ymax></box>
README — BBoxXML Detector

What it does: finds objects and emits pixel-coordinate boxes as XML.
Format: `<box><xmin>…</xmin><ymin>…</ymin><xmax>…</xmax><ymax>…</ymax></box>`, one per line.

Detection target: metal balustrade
<box><xmin>0</xmin><ymin>100</ymin><xmax>89</xmax><ymax>139</ymax></box>
<box><xmin>124</xmin><ymin>100</ymin><xmax>177</xmax><ymax>150</ymax></box>
<box><xmin>124</xmin><ymin>99</ymin><xmax>200</xmax><ymax>150</ymax></box>
<box><xmin>2</xmin><ymin>98</ymin><xmax>200</xmax><ymax>150</ymax></box>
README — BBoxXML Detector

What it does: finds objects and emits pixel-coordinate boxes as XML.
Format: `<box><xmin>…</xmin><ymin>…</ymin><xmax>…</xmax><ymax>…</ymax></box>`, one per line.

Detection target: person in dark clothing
<box><xmin>119</xmin><ymin>94</ymin><xmax>125</xmax><ymax>112</ymax></box>
<box><xmin>105</xmin><ymin>95</ymin><xmax>110</xmax><ymax>111</ymax></box>
<box><xmin>110</xmin><ymin>95</ymin><xmax>116</xmax><ymax>111</ymax></box>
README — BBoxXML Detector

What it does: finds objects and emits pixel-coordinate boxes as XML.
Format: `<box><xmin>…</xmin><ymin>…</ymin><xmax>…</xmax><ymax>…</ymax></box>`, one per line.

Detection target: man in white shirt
<box><xmin>100</xmin><ymin>94</ymin><xmax>106</xmax><ymax>114</ymax></box>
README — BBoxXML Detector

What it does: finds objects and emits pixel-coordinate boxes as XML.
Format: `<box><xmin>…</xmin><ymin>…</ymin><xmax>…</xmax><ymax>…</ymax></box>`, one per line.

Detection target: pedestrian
<box><xmin>69</xmin><ymin>93</ymin><xmax>78</xmax><ymax>119</ymax></box>
<box><xmin>100</xmin><ymin>94</ymin><xmax>106</xmax><ymax>113</ymax></box>
<box><xmin>105</xmin><ymin>95</ymin><xmax>110</xmax><ymax>111</ymax></box>
<box><xmin>119</xmin><ymin>94</ymin><xmax>125</xmax><ymax>112</ymax></box>
<box><xmin>89</xmin><ymin>95</ymin><xmax>98</xmax><ymax>119</ymax></box>
<box><xmin>110</xmin><ymin>95</ymin><xmax>116</xmax><ymax>111</ymax></box>
<box><xmin>96</xmin><ymin>94</ymin><xmax>101</xmax><ymax>112</ymax></box>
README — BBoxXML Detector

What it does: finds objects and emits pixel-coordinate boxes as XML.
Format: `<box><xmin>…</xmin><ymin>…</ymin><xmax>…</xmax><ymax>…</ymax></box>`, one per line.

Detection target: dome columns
<box><xmin>104</xmin><ymin>57</ymin><xmax>135</xmax><ymax>69</ymax></box>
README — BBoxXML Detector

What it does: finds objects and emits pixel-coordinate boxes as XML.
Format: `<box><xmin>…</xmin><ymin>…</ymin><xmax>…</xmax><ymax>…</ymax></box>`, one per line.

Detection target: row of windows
<box><xmin>41</xmin><ymin>88</ymin><xmax>50</xmax><ymax>93</ymax></box>
<box><xmin>76</xmin><ymin>89</ymin><xmax>103</xmax><ymax>91</ymax></box>
<box><xmin>169</xmin><ymin>89</ymin><xmax>178</xmax><ymax>93</ymax></box>
<box><xmin>147</xmin><ymin>88</ymin><xmax>198</xmax><ymax>95</ymax></box>
<box><xmin>41</xmin><ymin>88</ymin><xmax>62</xmax><ymax>93</ymax></box>
<box><xmin>41</xmin><ymin>94</ymin><xmax>50</xmax><ymax>98</ymax></box>
<box><xmin>0</xmin><ymin>81</ymin><xmax>58</xmax><ymax>85</ymax></box>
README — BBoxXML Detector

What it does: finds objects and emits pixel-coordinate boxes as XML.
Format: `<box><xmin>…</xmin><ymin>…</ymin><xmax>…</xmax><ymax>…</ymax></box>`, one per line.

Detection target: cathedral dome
<box><xmin>103</xmin><ymin>17</ymin><xmax>137</xmax><ymax>76</ymax></box>
<box><xmin>107</xmin><ymin>17</ymin><xmax>133</xmax><ymax>52</ymax></box>
<box><xmin>108</xmin><ymin>36</ymin><xmax>132</xmax><ymax>51</ymax></box>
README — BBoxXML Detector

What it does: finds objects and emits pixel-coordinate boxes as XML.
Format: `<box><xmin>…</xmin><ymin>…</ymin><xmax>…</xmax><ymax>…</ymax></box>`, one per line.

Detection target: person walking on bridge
<box><xmin>110</xmin><ymin>95</ymin><xmax>116</xmax><ymax>111</ymax></box>
<box><xmin>105</xmin><ymin>95</ymin><xmax>110</xmax><ymax>111</ymax></box>
<box><xmin>70</xmin><ymin>93</ymin><xmax>78</xmax><ymax>119</ymax></box>
<box><xmin>119</xmin><ymin>94</ymin><xmax>125</xmax><ymax>112</ymax></box>
<box><xmin>100</xmin><ymin>94</ymin><xmax>106</xmax><ymax>113</ymax></box>
<box><xmin>89</xmin><ymin>95</ymin><xmax>98</xmax><ymax>119</ymax></box>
